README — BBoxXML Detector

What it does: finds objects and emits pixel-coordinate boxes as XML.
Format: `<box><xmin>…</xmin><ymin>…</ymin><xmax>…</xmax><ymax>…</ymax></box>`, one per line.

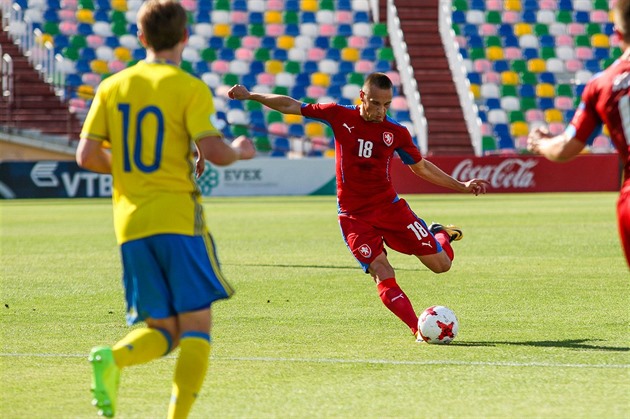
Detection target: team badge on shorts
<box><xmin>358</xmin><ymin>244</ymin><xmax>372</xmax><ymax>258</ymax></box>
<box><xmin>383</xmin><ymin>132</ymin><xmax>394</xmax><ymax>146</ymax></box>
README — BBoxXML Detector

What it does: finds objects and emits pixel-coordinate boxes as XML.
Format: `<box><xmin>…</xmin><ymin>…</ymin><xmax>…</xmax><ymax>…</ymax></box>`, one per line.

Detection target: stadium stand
<box><xmin>453</xmin><ymin>0</ymin><xmax>619</xmax><ymax>154</ymax></box>
<box><xmin>2</xmin><ymin>0</ymin><xmax>415</xmax><ymax>158</ymax></box>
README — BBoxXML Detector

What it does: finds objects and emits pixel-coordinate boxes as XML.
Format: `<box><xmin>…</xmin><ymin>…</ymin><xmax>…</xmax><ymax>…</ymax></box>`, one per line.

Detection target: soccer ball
<box><xmin>418</xmin><ymin>305</ymin><xmax>459</xmax><ymax>344</ymax></box>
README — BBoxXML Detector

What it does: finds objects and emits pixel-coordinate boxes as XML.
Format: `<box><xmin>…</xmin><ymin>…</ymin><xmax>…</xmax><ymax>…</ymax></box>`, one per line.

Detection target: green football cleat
<box><xmin>89</xmin><ymin>346</ymin><xmax>120</xmax><ymax>418</ymax></box>
<box><xmin>428</xmin><ymin>223</ymin><xmax>463</xmax><ymax>242</ymax></box>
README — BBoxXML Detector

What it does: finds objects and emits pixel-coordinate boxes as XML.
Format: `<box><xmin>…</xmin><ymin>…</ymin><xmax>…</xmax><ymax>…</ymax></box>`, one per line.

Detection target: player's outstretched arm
<box><xmin>228</xmin><ymin>84</ymin><xmax>302</xmax><ymax>115</ymax></box>
<box><xmin>197</xmin><ymin>135</ymin><xmax>256</xmax><ymax>167</ymax></box>
<box><xmin>527</xmin><ymin>126</ymin><xmax>585</xmax><ymax>162</ymax></box>
<box><xmin>409</xmin><ymin>159</ymin><xmax>489</xmax><ymax>196</ymax></box>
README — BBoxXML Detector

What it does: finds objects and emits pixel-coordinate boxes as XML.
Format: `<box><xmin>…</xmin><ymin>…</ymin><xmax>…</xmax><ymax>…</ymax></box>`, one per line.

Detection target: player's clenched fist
<box><xmin>228</xmin><ymin>84</ymin><xmax>251</xmax><ymax>100</ymax></box>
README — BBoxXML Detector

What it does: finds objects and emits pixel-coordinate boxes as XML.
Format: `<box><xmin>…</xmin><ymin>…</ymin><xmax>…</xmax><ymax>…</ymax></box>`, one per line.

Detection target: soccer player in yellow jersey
<box><xmin>76</xmin><ymin>1</ymin><xmax>255</xmax><ymax>417</ymax></box>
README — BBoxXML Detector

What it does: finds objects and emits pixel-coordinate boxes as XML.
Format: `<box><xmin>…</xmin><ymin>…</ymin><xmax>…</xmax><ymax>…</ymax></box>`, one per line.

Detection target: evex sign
<box><xmin>391</xmin><ymin>154</ymin><xmax>620</xmax><ymax>193</ymax></box>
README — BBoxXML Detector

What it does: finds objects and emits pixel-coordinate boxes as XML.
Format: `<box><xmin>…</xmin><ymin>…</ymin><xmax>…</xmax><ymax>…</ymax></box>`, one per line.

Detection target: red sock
<box><xmin>435</xmin><ymin>231</ymin><xmax>454</xmax><ymax>261</ymax></box>
<box><xmin>377</xmin><ymin>278</ymin><xmax>418</xmax><ymax>335</ymax></box>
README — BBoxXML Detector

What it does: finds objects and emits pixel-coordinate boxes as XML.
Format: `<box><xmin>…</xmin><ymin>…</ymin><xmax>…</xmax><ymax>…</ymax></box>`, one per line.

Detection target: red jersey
<box><xmin>570</xmin><ymin>59</ymin><xmax>630</xmax><ymax>186</ymax></box>
<box><xmin>301</xmin><ymin>103</ymin><xmax>423</xmax><ymax>213</ymax></box>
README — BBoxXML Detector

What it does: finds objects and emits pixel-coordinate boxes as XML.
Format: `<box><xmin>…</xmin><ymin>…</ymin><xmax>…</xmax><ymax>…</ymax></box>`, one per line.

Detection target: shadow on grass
<box><xmin>226</xmin><ymin>262</ymin><xmax>419</xmax><ymax>271</ymax></box>
<box><xmin>453</xmin><ymin>339</ymin><xmax>629</xmax><ymax>352</ymax></box>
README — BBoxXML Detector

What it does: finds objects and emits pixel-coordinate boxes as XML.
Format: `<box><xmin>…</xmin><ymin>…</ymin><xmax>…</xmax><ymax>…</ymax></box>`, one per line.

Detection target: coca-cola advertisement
<box><xmin>392</xmin><ymin>154</ymin><xmax>621</xmax><ymax>193</ymax></box>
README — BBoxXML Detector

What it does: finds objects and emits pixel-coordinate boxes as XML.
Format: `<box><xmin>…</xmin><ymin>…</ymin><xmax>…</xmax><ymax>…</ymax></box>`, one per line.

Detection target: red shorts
<box><xmin>338</xmin><ymin>198</ymin><xmax>443</xmax><ymax>272</ymax></box>
<box><xmin>617</xmin><ymin>183</ymin><xmax>630</xmax><ymax>268</ymax></box>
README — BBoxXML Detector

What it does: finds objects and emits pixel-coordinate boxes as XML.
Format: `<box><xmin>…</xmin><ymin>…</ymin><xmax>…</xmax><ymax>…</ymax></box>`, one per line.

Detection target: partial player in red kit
<box><xmin>528</xmin><ymin>0</ymin><xmax>630</xmax><ymax>269</ymax></box>
<box><xmin>229</xmin><ymin>73</ymin><xmax>489</xmax><ymax>339</ymax></box>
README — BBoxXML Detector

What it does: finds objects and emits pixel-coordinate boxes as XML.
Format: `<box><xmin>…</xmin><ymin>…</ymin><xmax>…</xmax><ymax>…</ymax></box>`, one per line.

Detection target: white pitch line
<box><xmin>0</xmin><ymin>353</ymin><xmax>628</xmax><ymax>369</ymax></box>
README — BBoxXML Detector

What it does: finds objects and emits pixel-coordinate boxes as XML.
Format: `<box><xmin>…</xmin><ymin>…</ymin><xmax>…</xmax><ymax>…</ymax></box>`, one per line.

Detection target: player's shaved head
<box><xmin>137</xmin><ymin>0</ymin><xmax>187</xmax><ymax>52</ymax></box>
<box><xmin>615</xmin><ymin>0</ymin><xmax>630</xmax><ymax>43</ymax></box>
<box><xmin>363</xmin><ymin>72</ymin><xmax>393</xmax><ymax>91</ymax></box>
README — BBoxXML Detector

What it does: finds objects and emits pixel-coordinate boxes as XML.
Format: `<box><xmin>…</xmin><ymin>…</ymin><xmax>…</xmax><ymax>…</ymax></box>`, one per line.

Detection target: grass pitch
<box><xmin>1</xmin><ymin>193</ymin><xmax>629</xmax><ymax>418</ymax></box>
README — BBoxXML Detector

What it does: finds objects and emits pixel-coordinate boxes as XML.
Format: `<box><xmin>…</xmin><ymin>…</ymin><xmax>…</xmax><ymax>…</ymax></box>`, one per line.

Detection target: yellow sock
<box><xmin>112</xmin><ymin>327</ymin><xmax>171</xmax><ymax>368</ymax></box>
<box><xmin>168</xmin><ymin>332</ymin><xmax>211</xmax><ymax>419</ymax></box>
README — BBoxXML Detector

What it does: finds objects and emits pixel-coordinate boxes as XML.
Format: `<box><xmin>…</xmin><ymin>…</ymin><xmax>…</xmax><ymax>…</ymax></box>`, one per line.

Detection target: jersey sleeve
<box><xmin>395</xmin><ymin>128</ymin><xmax>423</xmax><ymax>164</ymax></box>
<box><xmin>80</xmin><ymin>82</ymin><xmax>109</xmax><ymax>143</ymax></box>
<box><xmin>568</xmin><ymin>79</ymin><xmax>603</xmax><ymax>144</ymax></box>
<box><xmin>186</xmin><ymin>80</ymin><xmax>222</xmax><ymax>142</ymax></box>
<box><xmin>300</xmin><ymin>102</ymin><xmax>338</xmax><ymax>121</ymax></box>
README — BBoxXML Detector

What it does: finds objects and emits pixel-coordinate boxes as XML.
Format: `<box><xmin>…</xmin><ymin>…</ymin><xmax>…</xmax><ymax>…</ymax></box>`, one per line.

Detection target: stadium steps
<box><xmin>394</xmin><ymin>0</ymin><xmax>474</xmax><ymax>155</ymax></box>
<box><xmin>0</xmin><ymin>29</ymin><xmax>80</xmax><ymax>140</ymax></box>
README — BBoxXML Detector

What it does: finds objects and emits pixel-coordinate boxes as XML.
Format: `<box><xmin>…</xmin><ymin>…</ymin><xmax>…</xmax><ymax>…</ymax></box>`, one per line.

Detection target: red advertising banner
<box><xmin>391</xmin><ymin>154</ymin><xmax>621</xmax><ymax>193</ymax></box>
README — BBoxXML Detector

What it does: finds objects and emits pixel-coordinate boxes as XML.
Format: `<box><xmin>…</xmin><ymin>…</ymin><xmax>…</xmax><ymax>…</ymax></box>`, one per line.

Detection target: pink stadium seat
<box><xmin>86</xmin><ymin>34</ymin><xmax>104</xmax><ymax>48</ymax></box>
<box><xmin>592</xmin><ymin>136</ymin><xmax>613</xmax><ymax>152</ymax></box>
<box><xmin>481</xmin><ymin>123</ymin><xmax>493</xmax><ymax>136</ymax></box>
<box><xmin>564</xmin><ymin>59</ymin><xmax>583</xmax><ymax>72</ymax></box>
<box><xmin>590</xmin><ymin>10</ymin><xmax>609</xmax><ymax>23</ymax></box>
<box><xmin>525</xmin><ymin>109</ymin><xmax>544</xmax><ymax>122</ymax></box>
<box><xmin>319</xmin><ymin>24</ymin><xmax>336</xmax><ymax>37</ymax></box>
<box><xmin>514</xmin><ymin>136</ymin><xmax>528</xmax><ymax>150</ymax></box>
<box><xmin>59</xmin><ymin>21</ymin><xmax>78</xmax><ymax>35</ymax></box>
<box><xmin>575</xmin><ymin>47</ymin><xmax>593</xmax><ymax>60</ymax></box>
<box><xmin>554</xmin><ymin>96</ymin><xmax>574</xmax><ymax>110</ymax></box>
<box><xmin>390</xmin><ymin>96</ymin><xmax>408</xmax><ymax>111</ymax></box>
<box><xmin>231</xmin><ymin>11</ymin><xmax>248</xmax><ymax>24</ymax></box>
<box><xmin>268</xmin><ymin>122</ymin><xmax>289</xmax><ymax>136</ymax></box>
<box><xmin>479</xmin><ymin>24</ymin><xmax>497</xmax><ymax>36</ymax></box>
<box><xmin>486</xmin><ymin>0</ymin><xmax>502</xmax><ymax>11</ymax></box>
<box><xmin>69</xmin><ymin>98</ymin><xmax>87</xmax><ymax>110</ymax></box>
<box><xmin>502</xmin><ymin>11</ymin><xmax>519</xmax><ymax>24</ymax></box>
<box><xmin>108</xmin><ymin>60</ymin><xmax>126</xmax><ymax>73</ymax></box>
<box><xmin>386</xmin><ymin>70</ymin><xmax>401</xmax><ymax>86</ymax></box>
<box><xmin>180</xmin><ymin>0</ymin><xmax>196</xmax><ymax>11</ymax></box>
<box><xmin>63</xmin><ymin>0</ymin><xmax>78</xmax><ymax>9</ymax></box>
<box><xmin>307</xmin><ymin>85</ymin><xmax>327</xmax><ymax>98</ymax></box>
<box><xmin>81</xmin><ymin>72</ymin><xmax>101</xmax><ymax>86</ymax></box>
<box><xmin>335</xmin><ymin>11</ymin><xmax>353</xmax><ymax>24</ymax></box>
<box><xmin>235</xmin><ymin>47</ymin><xmax>253</xmax><ymax>61</ymax></box>
<box><xmin>256</xmin><ymin>72</ymin><xmax>276</xmax><ymax>86</ymax></box>
<box><xmin>348</xmin><ymin>36</ymin><xmax>368</xmax><ymax>49</ymax></box>
<box><xmin>539</xmin><ymin>0</ymin><xmax>558</xmax><ymax>10</ymax></box>
<box><xmin>210</xmin><ymin>60</ymin><xmax>230</xmax><ymax>74</ymax></box>
<box><xmin>355</xmin><ymin>60</ymin><xmax>374</xmax><ymax>73</ymax></box>
<box><xmin>307</xmin><ymin>47</ymin><xmax>326</xmax><ymax>61</ymax></box>
<box><xmin>265</xmin><ymin>24</ymin><xmax>285</xmax><ymax>37</ymax></box>
<box><xmin>482</xmin><ymin>71</ymin><xmax>501</xmax><ymax>84</ymax></box>
<box><xmin>242</xmin><ymin>36</ymin><xmax>261</xmax><ymax>50</ymax></box>
<box><xmin>504</xmin><ymin>47</ymin><xmax>522</xmax><ymax>60</ymax></box>
<box><xmin>555</xmin><ymin>35</ymin><xmax>573</xmax><ymax>47</ymax></box>
<box><xmin>267</xmin><ymin>0</ymin><xmax>284</xmax><ymax>11</ymax></box>
<box><xmin>473</xmin><ymin>59</ymin><xmax>492</xmax><ymax>73</ymax></box>
<box><xmin>548</xmin><ymin>122</ymin><xmax>565</xmax><ymax>135</ymax></box>
<box><xmin>567</xmin><ymin>23</ymin><xmax>585</xmax><ymax>36</ymax></box>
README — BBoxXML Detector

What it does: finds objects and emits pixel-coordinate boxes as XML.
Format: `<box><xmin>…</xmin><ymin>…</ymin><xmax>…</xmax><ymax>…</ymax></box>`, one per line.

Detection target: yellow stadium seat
<box><xmin>544</xmin><ymin>109</ymin><xmax>563</xmax><ymax>123</ymax></box>
<box><xmin>514</xmin><ymin>23</ymin><xmax>532</xmax><ymax>36</ymax></box>
<box><xmin>111</xmin><ymin>0</ymin><xmax>127</xmax><ymax>12</ymax></box>
<box><xmin>37</xmin><ymin>33</ymin><xmax>53</xmax><ymax>46</ymax></box>
<box><xmin>527</xmin><ymin>58</ymin><xmax>546</xmax><ymax>73</ymax></box>
<box><xmin>90</xmin><ymin>59</ymin><xmax>109</xmax><ymax>74</ymax></box>
<box><xmin>510</xmin><ymin>121</ymin><xmax>529</xmax><ymax>137</ymax></box>
<box><xmin>76</xmin><ymin>9</ymin><xmax>95</xmax><ymax>24</ymax></box>
<box><xmin>324</xmin><ymin>149</ymin><xmax>335</xmax><ymax>158</ymax></box>
<box><xmin>285</xmin><ymin>114</ymin><xmax>303</xmax><ymax>124</ymax></box>
<box><xmin>536</xmin><ymin>83</ymin><xmax>555</xmax><ymax>98</ymax></box>
<box><xmin>341</xmin><ymin>47</ymin><xmax>360</xmax><ymax>62</ymax></box>
<box><xmin>311</xmin><ymin>72</ymin><xmax>331</xmax><ymax>87</ymax></box>
<box><xmin>486</xmin><ymin>46</ymin><xmax>504</xmax><ymax>61</ymax></box>
<box><xmin>265</xmin><ymin>60</ymin><xmax>284</xmax><ymax>74</ymax></box>
<box><xmin>300</xmin><ymin>0</ymin><xmax>318</xmax><ymax>12</ymax></box>
<box><xmin>265</xmin><ymin>11</ymin><xmax>282</xmax><ymax>24</ymax></box>
<box><xmin>114</xmin><ymin>46</ymin><xmax>131</xmax><ymax>61</ymax></box>
<box><xmin>305</xmin><ymin>122</ymin><xmax>324</xmax><ymax>137</ymax></box>
<box><xmin>503</xmin><ymin>0</ymin><xmax>522</xmax><ymax>11</ymax></box>
<box><xmin>469</xmin><ymin>84</ymin><xmax>481</xmax><ymax>99</ymax></box>
<box><xmin>77</xmin><ymin>84</ymin><xmax>95</xmax><ymax>99</ymax></box>
<box><xmin>501</xmin><ymin>71</ymin><xmax>519</xmax><ymax>85</ymax></box>
<box><xmin>276</xmin><ymin>35</ymin><xmax>294</xmax><ymax>50</ymax></box>
<box><xmin>214</xmin><ymin>24</ymin><xmax>231</xmax><ymax>37</ymax></box>
<box><xmin>591</xmin><ymin>34</ymin><xmax>609</xmax><ymax>48</ymax></box>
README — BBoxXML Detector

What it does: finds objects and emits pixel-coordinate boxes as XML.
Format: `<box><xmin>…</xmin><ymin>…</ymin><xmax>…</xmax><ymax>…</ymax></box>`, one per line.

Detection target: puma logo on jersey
<box><xmin>343</xmin><ymin>123</ymin><xmax>354</xmax><ymax>133</ymax></box>
<box><xmin>422</xmin><ymin>242</ymin><xmax>433</xmax><ymax>248</ymax></box>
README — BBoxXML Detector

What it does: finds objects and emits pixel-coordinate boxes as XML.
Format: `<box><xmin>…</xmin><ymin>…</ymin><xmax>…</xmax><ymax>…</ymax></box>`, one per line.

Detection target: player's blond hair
<box><xmin>137</xmin><ymin>0</ymin><xmax>187</xmax><ymax>52</ymax></box>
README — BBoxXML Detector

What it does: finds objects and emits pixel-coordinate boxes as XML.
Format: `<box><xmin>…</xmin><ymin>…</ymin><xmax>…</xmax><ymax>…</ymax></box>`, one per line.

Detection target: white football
<box><xmin>418</xmin><ymin>305</ymin><xmax>459</xmax><ymax>344</ymax></box>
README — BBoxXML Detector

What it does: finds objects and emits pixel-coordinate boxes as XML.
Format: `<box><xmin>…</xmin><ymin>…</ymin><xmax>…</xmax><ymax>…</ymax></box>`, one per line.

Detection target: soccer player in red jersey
<box><xmin>528</xmin><ymin>0</ymin><xmax>630</xmax><ymax>269</ymax></box>
<box><xmin>229</xmin><ymin>73</ymin><xmax>489</xmax><ymax>339</ymax></box>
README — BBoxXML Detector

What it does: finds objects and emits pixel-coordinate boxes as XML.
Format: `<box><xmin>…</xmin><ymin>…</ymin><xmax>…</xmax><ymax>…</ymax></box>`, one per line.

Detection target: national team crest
<box><xmin>383</xmin><ymin>132</ymin><xmax>394</xmax><ymax>146</ymax></box>
<box><xmin>358</xmin><ymin>244</ymin><xmax>372</xmax><ymax>258</ymax></box>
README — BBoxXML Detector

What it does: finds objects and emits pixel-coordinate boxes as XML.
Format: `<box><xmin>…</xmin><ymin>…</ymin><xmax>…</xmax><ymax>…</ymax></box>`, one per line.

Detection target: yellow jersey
<box><xmin>80</xmin><ymin>60</ymin><xmax>222</xmax><ymax>244</ymax></box>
